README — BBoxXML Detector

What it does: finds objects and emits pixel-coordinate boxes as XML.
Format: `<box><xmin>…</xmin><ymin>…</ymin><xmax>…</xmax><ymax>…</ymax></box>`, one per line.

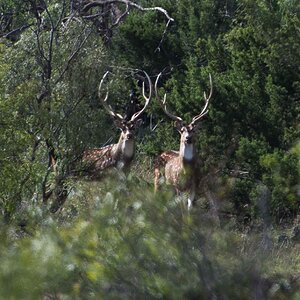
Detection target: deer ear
<box><xmin>174</xmin><ymin>120</ymin><xmax>182</xmax><ymax>131</ymax></box>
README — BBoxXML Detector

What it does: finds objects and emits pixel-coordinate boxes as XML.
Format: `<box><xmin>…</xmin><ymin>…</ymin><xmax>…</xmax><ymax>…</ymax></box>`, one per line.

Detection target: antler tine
<box><xmin>130</xmin><ymin>71</ymin><xmax>152</xmax><ymax>122</ymax></box>
<box><xmin>98</xmin><ymin>71</ymin><xmax>124</xmax><ymax>121</ymax></box>
<box><xmin>191</xmin><ymin>73</ymin><xmax>213</xmax><ymax>125</ymax></box>
<box><xmin>155</xmin><ymin>72</ymin><xmax>183</xmax><ymax>122</ymax></box>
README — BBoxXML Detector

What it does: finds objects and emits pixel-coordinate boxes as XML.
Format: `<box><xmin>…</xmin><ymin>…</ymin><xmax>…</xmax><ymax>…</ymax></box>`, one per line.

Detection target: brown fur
<box><xmin>82</xmin><ymin>124</ymin><xmax>137</xmax><ymax>178</ymax></box>
<box><xmin>154</xmin><ymin>123</ymin><xmax>200</xmax><ymax>208</ymax></box>
<box><xmin>154</xmin><ymin>150</ymin><xmax>198</xmax><ymax>193</ymax></box>
<box><xmin>153</xmin><ymin>72</ymin><xmax>212</xmax><ymax>208</ymax></box>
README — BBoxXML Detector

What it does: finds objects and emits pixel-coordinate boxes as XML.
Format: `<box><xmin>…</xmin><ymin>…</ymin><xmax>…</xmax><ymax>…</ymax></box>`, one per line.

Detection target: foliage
<box><xmin>0</xmin><ymin>181</ymin><xmax>300</xmax><ymax>299</ymax></box>
<box><xmin>0</xmin><ymin>0</ymin><xmax>300</xmax><ymax>297</ymax></box>
<box><xmin>0</xmin><ymin>2</ymin><xmax>110</xmax><ymax>218</ymax></box>
<box><xmin>260</xmin><ymin>145</ymin><xmax>299</xmax><ymax>220</ymax></box>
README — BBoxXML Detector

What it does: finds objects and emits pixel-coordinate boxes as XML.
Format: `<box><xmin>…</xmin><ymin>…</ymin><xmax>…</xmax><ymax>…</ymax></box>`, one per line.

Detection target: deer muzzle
<box><xmin>126</xmin><ymin>133</ymin><xmax>134</xmax><ymax>140</ymax></box>
<box><xmin>185</xmin><ymin>136</ymin><xmax>193</xmax><ymax>144</ymax></box>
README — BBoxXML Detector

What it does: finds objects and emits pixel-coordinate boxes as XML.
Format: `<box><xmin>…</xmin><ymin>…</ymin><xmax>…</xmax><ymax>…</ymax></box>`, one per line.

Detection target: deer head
<box><xmin>99</xmin><ymin>71</ymin><xmax>152</xmax><ymax>147</ymax></box>
<box><xmin>155</xmin><ymin>73</ymin><xmax>212</xmax><ymax>161</ymax></box>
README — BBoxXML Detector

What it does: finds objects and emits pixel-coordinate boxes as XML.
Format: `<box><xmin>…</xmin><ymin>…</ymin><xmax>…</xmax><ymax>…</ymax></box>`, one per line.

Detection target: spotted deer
<box><xmin>82</xmin><ymin>71</ymin><xmax>152</xmax><ymax>178</ymax></box>
<box><xmin>154</xmin><ymin>73</ymin><xmax>212</xmax><ymax>209</ymax></box>
<box><xmin>49</xmin><ymin>72</ymin><xmax>152</xmax><ymax>212</ymax></box>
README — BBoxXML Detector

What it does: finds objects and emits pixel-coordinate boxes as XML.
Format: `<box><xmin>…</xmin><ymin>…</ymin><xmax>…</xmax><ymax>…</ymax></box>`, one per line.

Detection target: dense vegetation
<box><xmin>0</xmin><ymin>0</ymin><xmax>299</xmax><ymax>298</ymax></box>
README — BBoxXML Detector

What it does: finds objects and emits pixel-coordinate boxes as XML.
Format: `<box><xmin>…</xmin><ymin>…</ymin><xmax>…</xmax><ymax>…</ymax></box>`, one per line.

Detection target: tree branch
<box><xmin>0</xmin><ymin>24</ymin><xmax>33</xmax><ymax>38</ymax></box>
<box><xmin>55</xmin><ymin>26</ymin><xmax>93</xmax><ymax>84</ymax></box>
<box><xmin>82</xmin><ymin>0</ymin><xmax>174</xmax><ymax>22</ymax></box>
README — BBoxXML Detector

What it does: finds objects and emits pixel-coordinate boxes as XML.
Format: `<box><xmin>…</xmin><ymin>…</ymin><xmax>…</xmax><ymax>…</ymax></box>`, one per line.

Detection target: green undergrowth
<box><xmin>0</xmin><ymin>177</ymin><xmax>300</xmax><ymax>299</ymax></box>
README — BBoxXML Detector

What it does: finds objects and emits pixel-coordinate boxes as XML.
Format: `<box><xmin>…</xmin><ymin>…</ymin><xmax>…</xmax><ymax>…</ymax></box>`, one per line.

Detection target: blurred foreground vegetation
<box><xmin>1</xmin><ymin>177</ymin><xmax>300</xmax><ymax>299</ymax></box>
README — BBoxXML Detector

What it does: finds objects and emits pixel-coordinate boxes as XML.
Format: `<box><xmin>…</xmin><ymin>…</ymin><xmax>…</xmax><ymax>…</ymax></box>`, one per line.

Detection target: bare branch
<box><xmin>42</xmin><ymin>1</ymin><xmax>55</xmax><ymax>68</ymax></box>
<box><xmin>82</xmin><ymin>0</ymin><xmax>173</xmax><ymax>45</ymax></box>
<box><xmin>55</xmin><ymin>26</ymin><xmax>93</xmax><ymax>84</ymax></box>
<box><xmin>62</xmin><ymin>0</ymin><xmax>173</xmax><ymax>47</ymax></box>
<box><xmin>0</xmin><ymin>23</ymin><xmax>33</xmax><ymax>38</ymax></box>
<box><xmin>111</xmin><ymin>3</ymin><xmax>129</xmax><ymax>27</ymax></box>
<box><xmin>34</xmin><ymin>27</ymin><xmax>48</xmax><ymax>67</ymax></box>
<box><xmin>155</xmin><ymin>18</ymin><xmax>172</xmax><ymax>53</ymax></box>
<box><xmin>56</xmin><ymin>0</ymin><xmax>67</xmax><ymax>29</ymax></box>
<box><xmin>82</xmin><ymin>0</ymin><xmax>174</xmax><ymax>23</ymax></box>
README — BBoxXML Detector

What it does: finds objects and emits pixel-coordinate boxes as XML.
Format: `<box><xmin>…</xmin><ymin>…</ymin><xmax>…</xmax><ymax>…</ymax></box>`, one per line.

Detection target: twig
<box><xmin>0</xmin><ymin>23</ymin><xmax>33</xmax><ymax>38</ymax></box>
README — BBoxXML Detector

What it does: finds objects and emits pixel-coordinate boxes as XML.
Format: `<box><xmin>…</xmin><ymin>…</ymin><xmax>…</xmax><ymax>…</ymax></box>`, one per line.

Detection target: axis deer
<box><xmin>154</xmin><ymin>73</ymin><xmax>212</xmax><ymax>209</ymax></box>
<box><xmin>82</xmin><ymin>71</ymin><xmax>152</xmax><ymax>178</ymax></box>
<box><xmin>49</xmin><ymin>71</ymin><xmax>152</xmax><ymax>212</ymax></box>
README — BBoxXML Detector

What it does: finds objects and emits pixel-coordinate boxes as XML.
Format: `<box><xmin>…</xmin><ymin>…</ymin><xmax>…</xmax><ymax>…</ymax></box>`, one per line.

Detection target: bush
<box><xmin>0</xmin><ymin>177</ymin><xmax>300</xmax><ymax>299</ymax></box>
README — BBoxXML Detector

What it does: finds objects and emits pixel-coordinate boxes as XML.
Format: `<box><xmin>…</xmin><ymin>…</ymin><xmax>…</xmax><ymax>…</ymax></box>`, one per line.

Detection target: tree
<box><xmin>0</xmin><ymin>0</ymin><xmax>174</xmax><ymax>218</ymax></box>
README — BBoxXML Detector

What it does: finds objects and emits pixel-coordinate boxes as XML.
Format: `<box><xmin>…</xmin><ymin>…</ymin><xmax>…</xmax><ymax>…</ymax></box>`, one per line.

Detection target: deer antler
<box><xmin>98</xmin><ymin>71</ymin><xmax>124</xmax><ymax>121</ymax></box>
<box><xmin>155</xmin><ymin>72</ymin><xmax>183</xmax><ymax>123</ymax></box>
<box><xmin>190</xmin><ymin>74</ymin><xmax>213</xmax><ymax>126</ymax></box>
<box><xmin>130</xmin><ymin>71</ymin><xmax>152</xmax><ymax>122</ymax></box>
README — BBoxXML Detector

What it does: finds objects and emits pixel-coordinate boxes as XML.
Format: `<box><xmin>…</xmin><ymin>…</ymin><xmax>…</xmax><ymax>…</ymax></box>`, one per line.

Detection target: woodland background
<box><xmin>0</xmin><ymin>0</ymin><xmax>299</xmax><ymax>299</ymax></box>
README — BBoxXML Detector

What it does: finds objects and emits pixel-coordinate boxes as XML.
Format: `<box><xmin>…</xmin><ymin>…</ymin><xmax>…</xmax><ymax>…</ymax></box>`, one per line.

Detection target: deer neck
<box><xmin>179</xmin><ymin>142</ymin><xmax>195</xmax><ymax>163</ymax></box>
<box><xmin>116</xmin><ymin>133</ymin><xmax>135</xmax><ymax>159</ymax></box>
